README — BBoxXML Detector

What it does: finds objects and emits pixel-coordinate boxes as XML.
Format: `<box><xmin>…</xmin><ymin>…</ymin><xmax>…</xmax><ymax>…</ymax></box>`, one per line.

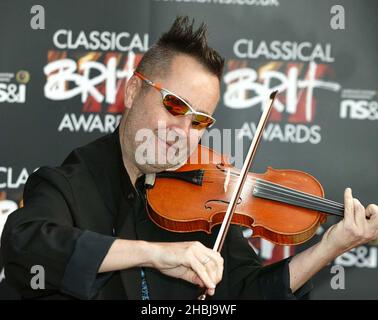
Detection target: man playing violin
<box><xmin>2</xmin><ymin>16</ymin><xmax>378</xmax><ymax>300</ymax></box>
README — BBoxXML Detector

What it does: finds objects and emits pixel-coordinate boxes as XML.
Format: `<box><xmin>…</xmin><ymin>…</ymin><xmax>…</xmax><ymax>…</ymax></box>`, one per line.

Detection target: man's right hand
<box><xmin>99</xmin><ymin>239</ymin><xmax>224</xmax><ymax>296</ymax></box>
<box><xmin>149</xmin><ymin>241</ymin><xmax>224</xmax><ymax>296</ymax></box>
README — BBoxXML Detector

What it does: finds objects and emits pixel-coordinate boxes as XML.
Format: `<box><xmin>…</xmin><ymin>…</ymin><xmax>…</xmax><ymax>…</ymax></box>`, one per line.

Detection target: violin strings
<box><xmin>201</xmin><ymin>170</ymin><xmax>344</xmax><ymax>216</ymax></box>
<box><xmin>207</xmin><ymin>174</ymin><xmax>344</xmax><ymax>210</ymax></box>
<box><xmin>255</xmin><ymin>178</ymin><xmax>344</xmax><ymax>209</ymax></box>
<box><xmin>252</xmin><ymin>180</ymin><xmax>344</xmax><ymax>217</ymax></box>
<box><xmin>206</xmin><ymin>175</ymin><xmax>344</xmax><ymax>216</ymax></box>
<box><xmin>203</xmin><ymin>170</ymin><xmax>343</xmax><ymax>207</ymax></box>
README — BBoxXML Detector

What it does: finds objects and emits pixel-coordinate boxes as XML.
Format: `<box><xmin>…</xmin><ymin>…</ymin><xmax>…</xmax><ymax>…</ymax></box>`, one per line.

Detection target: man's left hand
<box><xmin>321</xmin><ymin>188</ymin><xmax>378</xmax><ymax>255</ymax></box>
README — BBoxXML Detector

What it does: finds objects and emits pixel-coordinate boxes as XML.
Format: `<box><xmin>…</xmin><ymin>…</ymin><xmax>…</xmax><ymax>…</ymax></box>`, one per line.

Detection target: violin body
<box><xmin>146</xmin><ymin>145</ymin><xmax>328</xmax><ymax>245</ymax></box>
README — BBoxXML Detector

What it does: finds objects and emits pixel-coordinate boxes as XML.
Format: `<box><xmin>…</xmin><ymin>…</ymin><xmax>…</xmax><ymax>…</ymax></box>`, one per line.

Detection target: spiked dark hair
<box><xmin>135</xmin><ymin>16</ymin><xmax>224</xmax><ymax>81</ymax></box>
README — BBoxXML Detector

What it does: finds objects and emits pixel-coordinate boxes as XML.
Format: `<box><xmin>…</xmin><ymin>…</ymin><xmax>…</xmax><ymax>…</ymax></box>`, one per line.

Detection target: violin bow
<box><xmin>198</xmin><ymin>90</ymin><xmax>278</xmax><ymax>300</ymax></box>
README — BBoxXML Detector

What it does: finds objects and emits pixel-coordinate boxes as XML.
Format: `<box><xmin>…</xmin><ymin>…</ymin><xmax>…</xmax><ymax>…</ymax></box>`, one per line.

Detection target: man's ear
<box><xmin>124</xmin><ymin>75</ymin><xmax>141</xmax><ymax>110</ymax></box>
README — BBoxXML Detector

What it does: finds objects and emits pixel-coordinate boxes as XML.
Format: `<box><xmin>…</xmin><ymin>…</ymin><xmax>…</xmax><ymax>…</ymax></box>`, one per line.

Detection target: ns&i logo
<box><xmin>0</xmin><ymin>71</ymin><xmax>30</xmax><ymax>104</ymax></box>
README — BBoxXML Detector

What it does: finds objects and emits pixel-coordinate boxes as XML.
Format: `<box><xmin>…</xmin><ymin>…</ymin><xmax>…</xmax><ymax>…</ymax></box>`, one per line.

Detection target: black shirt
<box><xmin>1</xmin><ymin>127</ymin><xmax>312</xmax><ymax>299</ymax></box>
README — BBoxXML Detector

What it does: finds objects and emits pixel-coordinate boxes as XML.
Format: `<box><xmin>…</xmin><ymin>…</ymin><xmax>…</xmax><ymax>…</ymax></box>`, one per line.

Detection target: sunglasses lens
<box><xmin>163</xmin><ymin>94</ymin><xmax>214</xmax><ymax>129</ymax></box>
<box><xmin>163</xmin><ymin>94</ymin><xmax>190</xmax><ymax>116</ymax></box>
<box><xmin>192</xmin><ymin>114</ymin><xmax>214</xmax><ymax>129</ymax></box>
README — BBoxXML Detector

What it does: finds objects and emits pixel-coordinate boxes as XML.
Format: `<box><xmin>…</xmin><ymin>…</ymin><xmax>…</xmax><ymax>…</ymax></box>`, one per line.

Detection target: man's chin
<box><xmin>136</xmin><ymin>161</ymin><xmax>184</xmax><ymax>174</ymax></box>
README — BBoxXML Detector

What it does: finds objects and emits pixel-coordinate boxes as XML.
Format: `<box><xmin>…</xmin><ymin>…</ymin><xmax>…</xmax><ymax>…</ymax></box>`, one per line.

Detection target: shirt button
<box><xmin>127</xmin><ymin>193</ymin><xmax>135</xmax><ymax>200</ymax></box>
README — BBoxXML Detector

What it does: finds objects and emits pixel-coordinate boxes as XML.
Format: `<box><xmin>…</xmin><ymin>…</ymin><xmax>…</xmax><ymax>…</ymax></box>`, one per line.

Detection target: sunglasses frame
<box><xmin>133</xmin><ymin>71</ymin><xmax>216</xmax><ymax>129</ymax></box>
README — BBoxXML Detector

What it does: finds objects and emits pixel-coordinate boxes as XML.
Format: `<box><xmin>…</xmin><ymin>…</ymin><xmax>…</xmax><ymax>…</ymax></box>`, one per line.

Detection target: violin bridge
<box><xmin>224</xmin><ymin>167</ymin><xmax>231</xmax><ymax>193</ymax></box>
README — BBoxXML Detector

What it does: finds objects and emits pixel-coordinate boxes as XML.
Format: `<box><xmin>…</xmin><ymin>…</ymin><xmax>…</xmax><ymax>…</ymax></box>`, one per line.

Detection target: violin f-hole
<box><xmin>204</xmin><ymin>197</ymin><xmax>242</xmax><ymax>210</ymax></box>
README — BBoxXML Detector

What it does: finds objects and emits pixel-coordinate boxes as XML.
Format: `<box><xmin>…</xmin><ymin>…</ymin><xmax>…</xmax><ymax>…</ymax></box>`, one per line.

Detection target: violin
<box><xmin>145</xmin><ymin>91</ymin><xmax>344</xmax><ymax>299</ymax></box>
<box><xmin>146</xmin><ymin>144</ymin><xmax>343</xmax><ymax>246</ymax></box>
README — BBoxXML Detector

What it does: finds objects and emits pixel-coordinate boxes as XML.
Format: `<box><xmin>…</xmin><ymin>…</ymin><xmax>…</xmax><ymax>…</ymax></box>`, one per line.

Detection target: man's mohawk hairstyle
<box><xmin>136</xmin><ymin>16</ymin><xmax>224</xmax><ymax>81</ymax></box>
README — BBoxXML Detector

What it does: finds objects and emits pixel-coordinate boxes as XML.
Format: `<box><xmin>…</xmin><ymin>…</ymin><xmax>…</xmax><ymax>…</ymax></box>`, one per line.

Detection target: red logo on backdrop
<box><xmin>224</xmin><ymin>60</ymin><xmax>340</xmax><ymax>124</ymax></box>
<box><xmin>223</xmin><ymin>60</ymin><xmax>341</xmax><ymax>145</ymax></box>
<box><xmin>44</xmin><ymin>50</ymin><xmax>143</xmax><ymax>113</ymax></box>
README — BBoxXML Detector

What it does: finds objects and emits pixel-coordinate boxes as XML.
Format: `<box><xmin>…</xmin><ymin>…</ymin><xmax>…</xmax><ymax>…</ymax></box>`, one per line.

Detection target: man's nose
<box><xmin>171</xmin><ymin>115</ymin><xmax>192</xmax><ymax>136</ymax></box>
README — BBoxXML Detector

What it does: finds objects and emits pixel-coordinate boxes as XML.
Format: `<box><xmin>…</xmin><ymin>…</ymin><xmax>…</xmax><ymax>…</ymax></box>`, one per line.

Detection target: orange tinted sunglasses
<box><xmin>134</xmin><ymin>71</ymin><xmax>216</xmax><ymax>129</ymax></box>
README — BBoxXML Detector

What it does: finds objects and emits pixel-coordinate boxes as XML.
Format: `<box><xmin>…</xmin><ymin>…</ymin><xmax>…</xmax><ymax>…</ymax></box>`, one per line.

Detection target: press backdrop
<box><xmin>0</xmin><ymin>0</ymin><xmax>377</xmax><ymax>299</ymax></box>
